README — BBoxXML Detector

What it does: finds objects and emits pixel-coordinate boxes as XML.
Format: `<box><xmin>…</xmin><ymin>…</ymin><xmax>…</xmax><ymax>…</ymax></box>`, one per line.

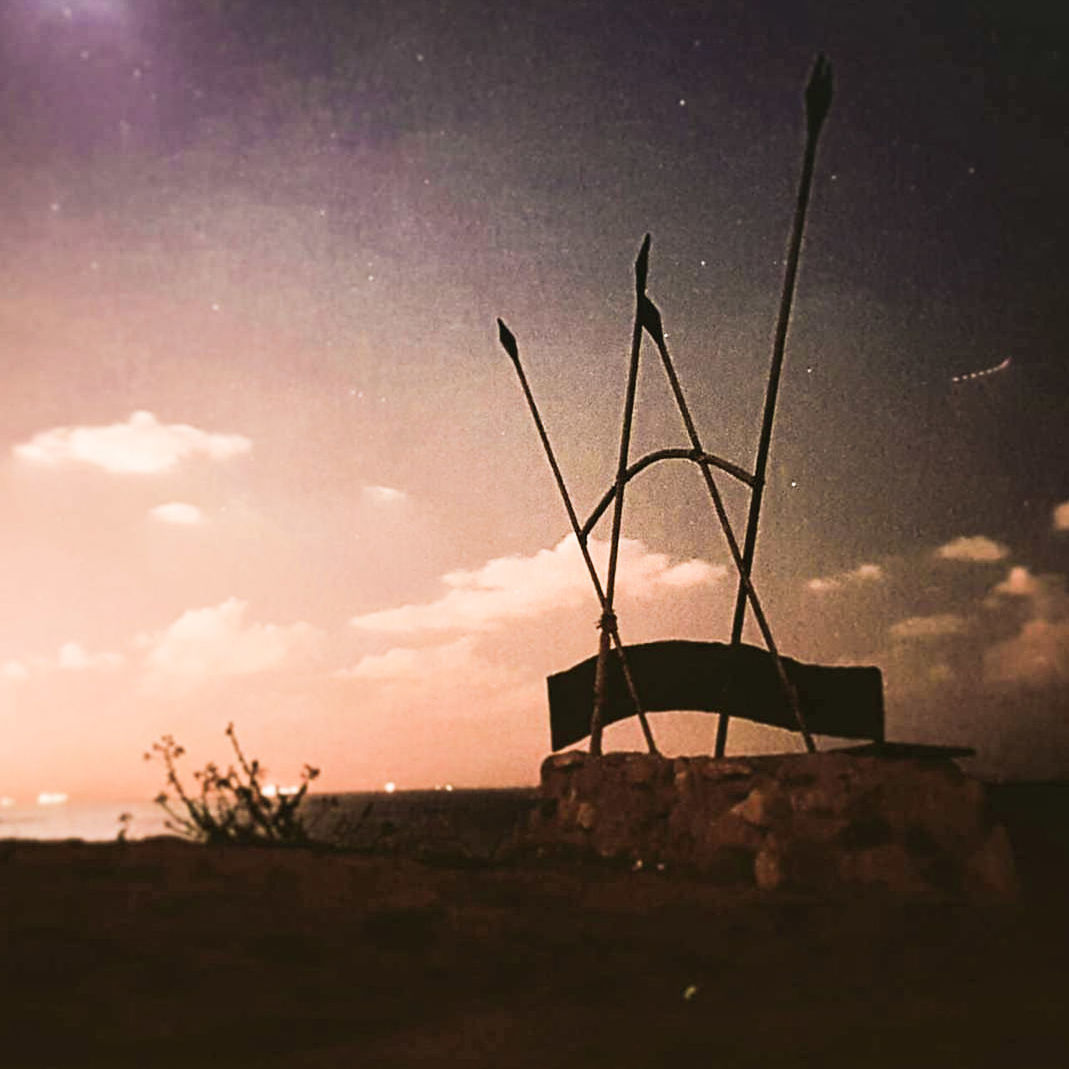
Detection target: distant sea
<box><xmin>0</xmin><ymin>788</ymin><xmax>541</xmax><ymax>853</ymax></box>
<box><xmin>0</xmin><ymin>799</ymin><xmax>165</xmax><ymax>842</ymax></box>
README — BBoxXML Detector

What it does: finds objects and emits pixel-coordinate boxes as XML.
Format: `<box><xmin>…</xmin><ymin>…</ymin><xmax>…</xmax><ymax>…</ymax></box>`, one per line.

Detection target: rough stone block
<box><xmin>525</xmin><ymin>750</ymin><xmax>1016</xmax><ymax>899</ymax></box>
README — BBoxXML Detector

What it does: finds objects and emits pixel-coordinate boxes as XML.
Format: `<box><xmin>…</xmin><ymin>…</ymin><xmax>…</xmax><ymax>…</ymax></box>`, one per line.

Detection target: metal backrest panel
<box><xmin>548</xmin><ymin>640</ymin><xmax>883</xmax><ymax>751</ymax></box>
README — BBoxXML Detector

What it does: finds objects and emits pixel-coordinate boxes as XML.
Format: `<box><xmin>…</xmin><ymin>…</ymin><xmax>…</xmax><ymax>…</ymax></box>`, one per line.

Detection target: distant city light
<box><xmin>262</xmin><ymin>783</ymin><xmax>299</xmax><ymax>799</ymax></box>
<box><xmin>37</xmin><ymin>791</ymin><xmax>68</xmax><ymax>806</ymax></box>
<box><xmin>384</xmin><ymin>781</ymin><xmax>397</xmax><ymax>794</ymax></box>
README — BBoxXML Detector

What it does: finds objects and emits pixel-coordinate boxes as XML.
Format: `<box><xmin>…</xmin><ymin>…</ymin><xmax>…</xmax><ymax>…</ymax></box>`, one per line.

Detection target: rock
<box><xmin>965</xmin><ymin>824</ymin><xmax>1019</xmax><ymax>901</ymax></box>
<box><xmin>754</xmin><ymin>841</ymin><xmax>783</xmax><ymax>891</ymax></box>
<box><xmin>731</xmin><ymin>786</ymin><xmax>785</xmax><ymax>828</ymax></box>
<box><xmin>624</xmin><ymin>757</ymin><xmax>661</xmax><ymax>785</ymax></box>
<box><xmin>704</xmin><ymin>811</ymin><xmax>764</xmax><ymax>851</ymax></box>
<box><xmin>843</xmin><ymin>843</ymin><xmax>925</xmax><ymax>894</ymax></box>
<box><xmin>527</xmin><ymin>750</ymin><xmax>1016</xmax><ymax>899</ymax></box>
<box><xmin>789</xmin><ymin>786</ymin><xmax>837</xmax><ymax>817</ymax></box>
<box><xmin>839</xmin><ymin>816</ymin><xmax>894</xmax><ymax>850</ymax></box>
<box><xmin>703</xmin><ymin>845</ymin><xmax>757</xmax><ymax>886</ymax></box>
<box><xmin>699</xmin><ymin>759</ymin><xmax>754</xmax><ymax>780</ymax></box>
<box><xmin>545</xmin><ymin>750</ymin><xmax>588</xmax><ymax>771</ymax></box>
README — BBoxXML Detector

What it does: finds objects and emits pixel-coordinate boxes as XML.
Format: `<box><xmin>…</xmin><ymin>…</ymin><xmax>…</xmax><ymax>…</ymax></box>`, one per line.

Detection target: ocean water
<box><xmin>0</xmin><ymin>788</ymin><xmax>540</xmax><ymax>853</ymax></box>
<box><xmin>0</xmin><ymin>799</ymin><xmax>166</xmax><ymax>842</ymax></box>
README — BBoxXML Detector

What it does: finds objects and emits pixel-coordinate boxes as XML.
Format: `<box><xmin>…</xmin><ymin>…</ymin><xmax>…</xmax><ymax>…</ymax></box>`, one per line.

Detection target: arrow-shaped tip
<box><xmin>638</xmin><ymin>295</ymin><xmax>664</xmax><ymax>346</ymax></box>
<box><xmin>805</xmin><ymin>53</ymin><xmax>833</xmax><ymax>131</ymax></box>
<box><xmin>635</xmin><ymin>233</ymin><xmax>651</xmax><ymax>293</ymax></box>
<box><xmin>497</xmin><ymin>318</ymin><xmax>519</xmax><ymax>363</ymax></box>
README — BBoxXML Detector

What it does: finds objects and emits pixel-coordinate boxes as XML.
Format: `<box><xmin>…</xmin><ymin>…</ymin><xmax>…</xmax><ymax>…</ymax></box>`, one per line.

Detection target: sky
<box><xmin>1</xmin><ymin>0</ymin><xmax>1067</xmax><ymax>802</ymax></box>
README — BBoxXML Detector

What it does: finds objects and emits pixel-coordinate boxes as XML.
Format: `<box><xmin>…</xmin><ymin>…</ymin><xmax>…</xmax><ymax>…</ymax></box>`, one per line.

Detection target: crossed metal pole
<box><xmin>718</xmin><ymin>54</ymin><xmax>833</xmax><ymax>756</ymax></box>
<box><xmin>497</xmin><ymin>319</ymin><xmax>659</xmax><ymax>756</ymax></box>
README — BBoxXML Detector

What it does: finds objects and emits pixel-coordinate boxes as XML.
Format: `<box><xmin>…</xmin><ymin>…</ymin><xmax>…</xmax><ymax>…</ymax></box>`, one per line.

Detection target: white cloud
<box><xmin>56</xmin><ymin>641</ymin><xmax>124</xmax><ymax>672</ymax></box>
<box><xmin>362</xmin><ymin>485</ymin><xmax>407</xmax><ymax>504</ymax></box>
<box><xmin>1054</xmin><ymin>501</ymin><xmax>1069</xmax><ymax>531</ymax></box>
<box><xmin>348</xmin><ymin>535</ymin><xmax>725</xmax><ymax>634</ymax></box>
<box><xmin>2</xmin><ymin>644</ymin><xmax>122</xmax><ymax>678</ymax></box>
<box><xmin>806</xmin><ymin>577</ymin><xmax>842</xmax><ymax>593</ymax></box>
<box><xmin>149</xmin><ymin>502</ymin><xmax>205</xmax><ymax>525</ymax></box>
<box><xmin>142</xmin><ymin>598</ymin><xmax>321</xmax><ymax>686</ymax></box>
<box><xmin>889</xmin><ymin>613</ymin><xmax>968</xmax><ymax>640</ymax></box>
<box><xmin>927</xmin><ymin>663</ymin><xmax>955</xmax><ymax>685</ymax></box>
<box><xmin>336</xmin><ymin>636</ymin><xmax>515</xmax><ymax>690</ymax></box>
<box><xmin>850</xmin><ymin>563</ymin><xmax>884</xmax><ymax>582</ymax></box>
<box><xmin>983</xmin><ymin>568</ymin><xmax>1069</xmax><ymax>687</ymax></box>
<box><xmin>805</xmin><ymin>561</ymin><xmax>882</xmax><ymax>593</ymax></box>
<box><xmin>989</xmin><ymin>565</ymin><xmax>1041</xmax><ymax>600</ymax></box>
<box><xmin>985</xmin><ymin>566</ymin><xmax>1068</xmax><ymax>619</ymax></box>
<box><xmin>337</xmin><ymin>645</ymin><xmax>421</xmax><ymax>680</ymax></box>
<box><xmin>659</xmin><ymin>558</ymin><xmax>722</xmax><ymax>587</ymax></box>
<box><xmin>13</xmin><ymin>410</ymin><xmax>251</xmax><ymax>474</ymax></box>
<box><xmin>2</xmin><ymin>660</ymin><xmax>29</xmax><ymax>682</ymax></box>
<box><xmin>935</xmin><ymin>535</ymin><xmax>1009</xmax><ymax>563</ymax></box>
<box><xmin>984</xmin><ymin>619</ymin><xmax>1069</xmax><ymax>688</ymax></box>
<box><xmin>333</xmin><ymin>636</ymin><xmax>541</xmax><ymax>744</ymax></box>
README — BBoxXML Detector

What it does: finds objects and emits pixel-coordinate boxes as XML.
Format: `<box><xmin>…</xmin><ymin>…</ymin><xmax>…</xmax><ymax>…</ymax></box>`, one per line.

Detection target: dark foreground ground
<box><xmin>2</xmin><ymin>782</ymin><xmax>1068</xmax><ymax>1068</ymax></box>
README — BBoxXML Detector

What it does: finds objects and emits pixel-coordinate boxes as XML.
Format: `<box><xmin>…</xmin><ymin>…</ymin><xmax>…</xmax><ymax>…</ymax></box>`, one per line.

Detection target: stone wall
<box><xmin>525</xmin><ymin>750</ymin><xmax>1018</xmax><ymax>899</ymax></box>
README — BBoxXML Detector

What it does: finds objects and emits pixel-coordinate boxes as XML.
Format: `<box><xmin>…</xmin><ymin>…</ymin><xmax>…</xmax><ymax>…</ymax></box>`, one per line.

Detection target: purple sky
<box><xmin>1</xmin><ymin>0</ymin><xmax>1067</xmax><ymax>801</ymax></box>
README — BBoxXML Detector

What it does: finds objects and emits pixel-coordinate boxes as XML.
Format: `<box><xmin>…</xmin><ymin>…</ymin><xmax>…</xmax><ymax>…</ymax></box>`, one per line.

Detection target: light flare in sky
<box><xmin>950</xmin><ymin>356</ymin><xmax>1011</xmax><ymax>384</ymax></box>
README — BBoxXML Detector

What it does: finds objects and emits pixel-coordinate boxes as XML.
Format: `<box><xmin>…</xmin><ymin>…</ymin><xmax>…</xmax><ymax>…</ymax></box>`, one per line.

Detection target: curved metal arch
<box><xmin>580</xmin><ymin>448</ymin><xmax>755</xmax><ymax>541</ymax></box>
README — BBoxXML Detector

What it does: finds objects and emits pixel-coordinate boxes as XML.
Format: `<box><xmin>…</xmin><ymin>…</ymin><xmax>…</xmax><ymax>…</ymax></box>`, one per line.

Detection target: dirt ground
<box><xmin>3</xmin><ymin>783</ymin><xmax>1068</xmax><ymax>1068</ymax></box>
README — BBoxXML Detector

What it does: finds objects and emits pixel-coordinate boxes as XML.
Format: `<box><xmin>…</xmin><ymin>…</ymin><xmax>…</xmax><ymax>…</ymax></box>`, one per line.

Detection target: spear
<box><xmin>639</xmin><ymin>296</ymin><xmax>814</xmax><ymax>751</ymax></box>
<box><xmin>593</xmin><ymin>234</ymin><xmax>653</xmax><ymax>756</ymax></box>
<box><xmin>717</xmin><ymin>54</ymin><xmax>833</xmax><ymax>757</ymax></box>
<box><xmin>497</xmin><ymin>319</ymin><xmax>659</xmax><ymax>756</ymax></box>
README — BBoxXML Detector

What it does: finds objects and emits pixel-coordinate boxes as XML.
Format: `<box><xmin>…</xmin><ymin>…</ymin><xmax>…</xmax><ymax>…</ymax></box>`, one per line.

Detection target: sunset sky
<box><xmin>1</xmin><ymin>0</ymin><xmax>1067</xmax><ymax>802</ymax></box>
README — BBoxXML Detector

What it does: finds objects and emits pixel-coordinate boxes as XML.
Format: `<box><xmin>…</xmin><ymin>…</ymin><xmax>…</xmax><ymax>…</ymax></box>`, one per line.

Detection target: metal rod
<box><xmin>639</xmin><ymin>297</ymin><xmax>815</xmax><ymax>751</ymax></box>
<box><xmin>496</xmin><ymin>319</ymin><xmax>659</xmax><ymax>755</ymax></box>
<box><xmin>718</xmin><ymin>54</ymin><xmax>833</xmax><ymax>757</ymax></box>
<box><xmin>595</xmin><ymin>234</ymin><xmax>655</xmax><ymax>756</ymax></box>
<box><xmin>581</xmin><ymin>447</ymin><xmax>754</xmax><ymax>540</ymax></box>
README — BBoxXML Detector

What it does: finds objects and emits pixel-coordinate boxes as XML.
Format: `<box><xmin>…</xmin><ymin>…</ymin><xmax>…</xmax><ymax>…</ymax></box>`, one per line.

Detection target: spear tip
<box><xmin>638</xmin><ymin>294</ymin><xmax>664</xmax><ymax>347</ymax></box>
<box><xmin>497</xmin><ymin>317</ymin><xmax>519</xmax><ymax>363</ymax></box>
<box><xmin>635</xmin><ymin>233</ymin><xmax>652</xmax><ymax>294</ymax></box>
<box><xmin>805</xmin><ymin>53</ymin><xmax>833</xmax><ymax>132</ymax></box>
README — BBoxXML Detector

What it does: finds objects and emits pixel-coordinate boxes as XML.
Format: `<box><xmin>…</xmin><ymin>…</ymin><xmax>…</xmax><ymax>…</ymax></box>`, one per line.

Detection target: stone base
<box><xmin>525</xmin><ymin>751</ymin><xmax>1018</xmax><ymax>900</ymax></box>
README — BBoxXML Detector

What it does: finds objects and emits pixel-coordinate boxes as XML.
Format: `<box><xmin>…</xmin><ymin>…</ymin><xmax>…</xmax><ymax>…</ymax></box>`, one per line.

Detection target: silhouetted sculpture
<box><xmin>495</xmin><ymin>55</ymin><xmax>951</xmax><ymax>760</ymax></box>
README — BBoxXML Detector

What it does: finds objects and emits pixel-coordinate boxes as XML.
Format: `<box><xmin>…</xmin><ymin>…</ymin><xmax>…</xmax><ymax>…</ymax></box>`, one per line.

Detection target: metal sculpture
<box><xmin>495</xmin><ymin>55</ymin><xmax>882</xmax><ymax>756</ymax></box>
